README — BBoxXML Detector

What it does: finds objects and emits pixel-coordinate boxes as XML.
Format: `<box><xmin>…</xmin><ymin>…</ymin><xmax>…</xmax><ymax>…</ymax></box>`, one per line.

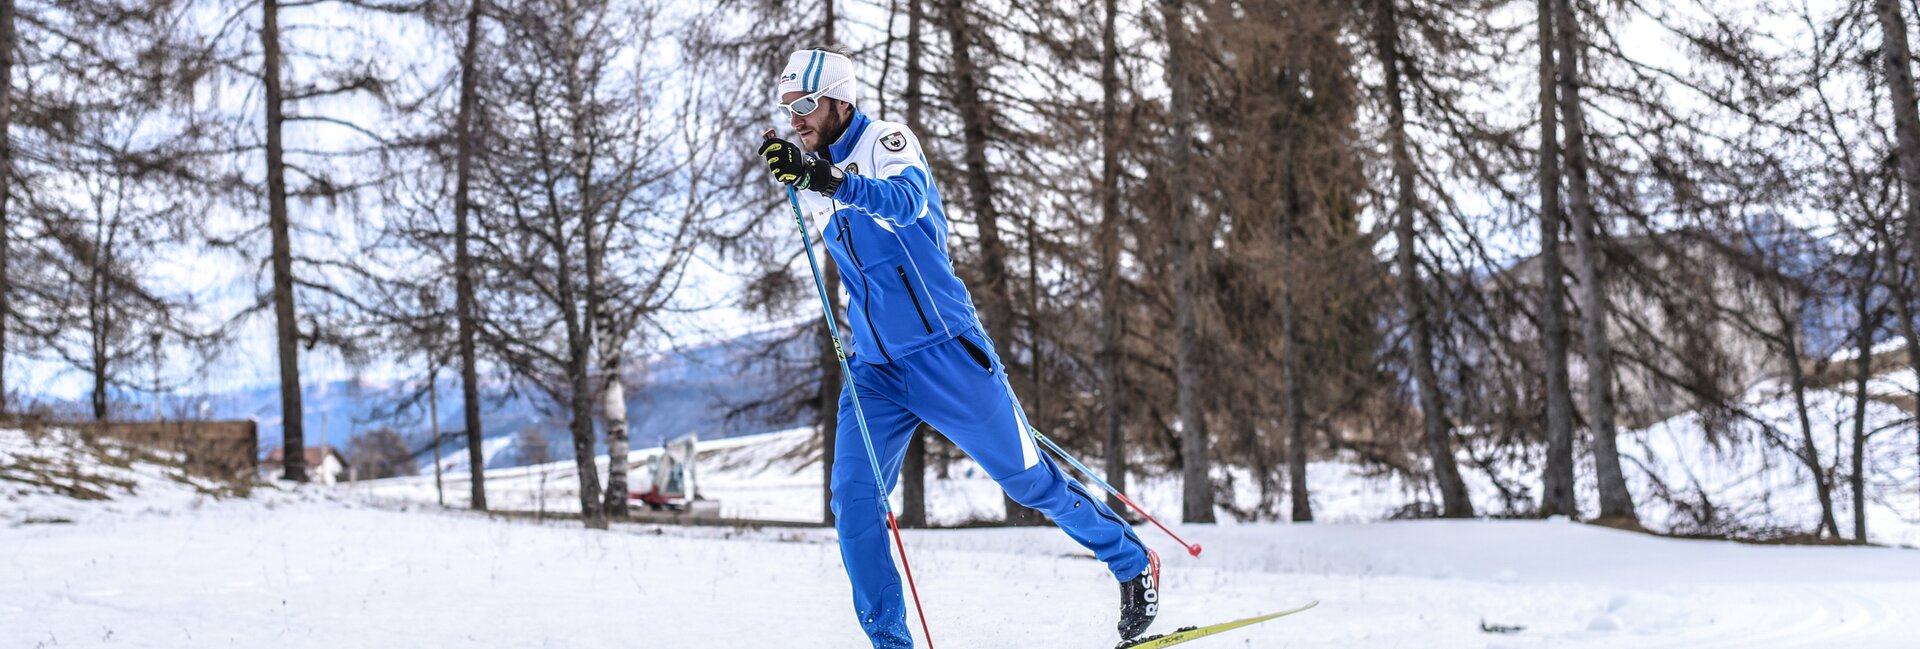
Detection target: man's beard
<box><xmin>812</xmin><ymin>110</ymin><xmax>849</xmax><ymax>154</ymax></box>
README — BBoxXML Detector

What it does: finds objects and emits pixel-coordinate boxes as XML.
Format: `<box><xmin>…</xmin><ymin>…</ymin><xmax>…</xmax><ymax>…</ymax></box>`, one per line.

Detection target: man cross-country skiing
<box><xmin>757</xmin><ymin>49</ymin><xmax>1161</xmax><ymax>648</ymax></box>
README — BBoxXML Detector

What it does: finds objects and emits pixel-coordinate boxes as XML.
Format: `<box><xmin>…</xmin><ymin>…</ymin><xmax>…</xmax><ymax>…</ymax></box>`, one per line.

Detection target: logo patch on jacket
<box><xmin>880</xmin><ymin>131</ymin><xmax>906</xmax><ymax>152</ymax></box>
<box><xmin>844</xmin><ymin>163</ymin><xmax>858</xmax><ymax>175</ymax></box>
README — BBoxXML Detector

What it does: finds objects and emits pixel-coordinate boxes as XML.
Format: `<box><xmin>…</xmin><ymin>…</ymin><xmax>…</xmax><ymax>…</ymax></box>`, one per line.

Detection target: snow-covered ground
<box><xmin>7</xmin><ymin>485</ymin><xmax>1919</xmax><ymax>647</ymax></box>
<box><xmin>7</xmin><ymin>423</ymin><xmax>1920</xmax><ymax>648</ymax></box>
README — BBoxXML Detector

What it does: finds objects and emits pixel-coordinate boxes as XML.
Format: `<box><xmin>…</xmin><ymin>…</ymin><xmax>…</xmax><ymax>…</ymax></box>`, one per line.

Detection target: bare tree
<box><xmin>471</xmin><ymin>0</ymin><xmax>729</xmax><ymax>529</ymax></box>
<box><xmin>1533</xmin><ymin>0</ymin><xmax>1577</xmax><ymax>520</ymax></box>
<box><xmin>699</xmin><ymin>0</ymin><xmax>848</xmax><ymax>527</ymax></box>
<box><xmin>897</xmin><ymin>0</ymin><xmax>932</xmax><ymax>528</ymax></box>
<box><xmin>1804</xmin><ymin>2</ymin><xmax>1907</xmax><ymax>540</ymax></box>
<box><xmin>1371</xmin><ymin>0</ymin><xmax>1472</xmax><ymax>519</ymax></box>
<box><xmin>936</xmin><ymin>0</ymin><xmax>1046</xmax><ymax>525</ymax></box>
<box><xmin>0</xmin><ymin>1</ymin><xmax>216</xmax><ymax>423</ymax></box>
<box><xmin>451</xmin><ymin>0</ymin><xmax>492</xmax><ymax>511</ymax></box>
<box><xmin>0</xmin><ymin>1</ymin><xmax>220</xmax><ymax>417</ymax></box>
<box><xmin>260</xmin><ymin>0</ymin><xmax>307</xmax><ymax>480</ymax></box>
<box><xmin>1872</xmin><ymin>0</ymin><xmax>1920</xmax><ymax>514</ymax></box>
<box><xmin>1096</xmin><ymin>0</ymin><xmax>1131</xmax><ymax>518</ymax></box>
<box><xmin>53</xmin><ymin>134</ymin><xmax>208</xmax><ymax>422</ymax></box>
<box><xmin>1848</xmin><ymin>248</ymin><xmax>1882</xmax><ymax>543</ymax></box>
<box><xmin>1159</xmin><ymin>0</ymin><xmax>1212</xmax><ymax>524</ymax></box>
<box><xmin>1553</xmin><ymin>0</ymin><xmax>1634</xmax><ymax>524</ymax></box>
<box><xmin>359</xmin><ymin>0</ymin><xmax>496</xmax><ymax>511</ymax></box>
<box><xmin>189</xmin><ymin>0</ymin><xmax>418</xmax><ymax>482</ymax></box>
<box><xmin>1874</xmin><ymin>0</ymin><xmax>1920</xmax><ymax>291</ymax></box>
<box><xmin>1769</xmin><ymin>267</ymin><xmax>1841</xmax><ymax>540</ymax></box>
<box><xmin>594</xmin><ymin>321</ymin><xmax>630</xmax><ymax>519</ymax></box>
<box><xmin>0</xmin><ymin>0</ymin><xmax>15</xmax><ymax>414</ymax></box>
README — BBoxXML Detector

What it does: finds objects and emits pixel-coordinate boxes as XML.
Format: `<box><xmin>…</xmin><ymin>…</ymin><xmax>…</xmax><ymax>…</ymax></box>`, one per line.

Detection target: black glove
<box><xmin>758</xmin><ymin>137</ymin><xmax>843</xmax><ymax>196</ymax></box>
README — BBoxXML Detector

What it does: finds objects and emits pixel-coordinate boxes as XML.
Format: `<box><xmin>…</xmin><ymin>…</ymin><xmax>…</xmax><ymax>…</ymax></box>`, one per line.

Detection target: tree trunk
<box><xmin>90</xmin><ymin>223</ymin><xmax>108</xmax><ymax>421</ymax></box>
<box><xmin>817</xmin><ymin>0</ymin><xmax>842</xmax><ymax>528</ymax></box>
<box><xmin>561</xmin><ymin>9</ymin><xmax>605</xmax><ymax>531</ymax></box>
<box><xmin>150</xmin><ymin>333</ymin><xmax>161</xmax><ymax>421</ymax></box>
<box><xmin>1376</xmin><ymin>0</ymin><xmax>1471</xmax><ymax>519</ymax></box>
<box><xmin>1897</xmin><ymin>267</ymin><xmax>1920</xmax><ymax>524</ymax></box>
<box><xmin>551</xmin><ymin>197</ymin><xmax>604</xmax><ymax>529</ymax></box>
<box><xmin>584</xmin><ymin>148</ymin><xmax>627</xmax><ymax>520</ymax></box>
<box><xmin>600</xmin><ymin>377</ymin><xmax>629</xmax><ymax>520</ymax></box>
<box><xmin>1851</xmin><ymin>254</ymin><xmax>1876</xmax><ymax>543</ymax></box>
<box><xmin>1779</xmin><ymin>304</ymin><xmax>1840</xmax><ymax>539</ymax></box>
<box><xmin>263</xmin><ymin>0</ymin><xmax>306</xmax><ymax>482</ymax></box>
<box><xmin>819</xmin><ymin>261</ymin><xmax>842</xmax><ymax>526</ymax></box>
<box><xmin>1872</xmin><ymin>0</ymin><xmax>1920</xmax><ymax>523</ymax></box>
<box><xmin>1162</xmin><ymin>0</ymin><xmax>1214</xmax><ymax>524</ymax></box>
<box><xmin>1282</xmin><ymin>290</ymin><xmax>1311</xmax><ymax>522</ymax></box>
<box><xmin>566</xmin><ymin>331</ymin><xmax>607</xmax><ymax>530</ymax></box>
<box><xmin>895</xmin><ymin>0</ymin><xmax>929</xmax><ymax>529</ymax></box>
<box><xmin>1535</xmin><ymin>0</ymin><xmax>1576</xmax><ymax>519</ymax></box>
<box><xmin>1097</xmin><ymin>0</ymin><xmax>1130</xmax><ymax>516</ymax></box>
<box><xmin>430</xmin><ymin>366</ymin><xmax>445</xmax><ymax>507</ymax></box>
<box><xmin>1553</xmin><ymin>0</ymin><xmax>1631</xmax><ymax>522</ymax></box>
<box><xmin>1875</xmin><ymin>0</ymin><xmax>1920</xmax><ymax>303</ymax></box>
<box><xmin>900</xmin><ymin>424</ymin><xmax>929</xmax><ymax>527</ymax></box>
<box><xmin>453</xmin><ymin>0</ymin><xmax>488</xmax><ymax>511</ymax></box>
<box><xmin>90</xmin><ymin>212</ymin><xmax>118</xmax><ymax>422</ymax></box>
<box><xmin>942</xmin><ymin>0</ymin><xmax>1043</xmax><ymax>525</ymax></box>
<box><xmin>1025</xmin><ymin>201</ymin><xmax>1046</xmax><ymax>458</ymax></box>
<box><xmin>0</xmin><ymin>0</ymin><xmax>12</xmax><ymax>416</ymax></box>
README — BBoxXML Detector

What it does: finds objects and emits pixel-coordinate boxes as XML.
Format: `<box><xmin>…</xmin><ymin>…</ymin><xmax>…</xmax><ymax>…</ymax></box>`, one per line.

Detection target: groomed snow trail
<box><xmin>4</xmin><ymin>498</ymin><xmax>1916</xmax><ymax>648</ymax></box>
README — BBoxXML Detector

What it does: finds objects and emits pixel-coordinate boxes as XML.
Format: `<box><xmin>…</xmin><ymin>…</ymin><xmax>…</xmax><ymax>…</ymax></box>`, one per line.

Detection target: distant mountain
<box><xmin>189</xmin><ymin>325</ymin><xmax>815</xmax><ymax>471</ymax></box>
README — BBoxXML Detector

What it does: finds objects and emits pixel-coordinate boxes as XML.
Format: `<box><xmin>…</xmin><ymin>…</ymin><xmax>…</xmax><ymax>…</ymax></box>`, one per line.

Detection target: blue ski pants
<box><xmin>831</xmin><ymin>326</ymin><xmax>1151</xmax><ymax>649</ymax></box>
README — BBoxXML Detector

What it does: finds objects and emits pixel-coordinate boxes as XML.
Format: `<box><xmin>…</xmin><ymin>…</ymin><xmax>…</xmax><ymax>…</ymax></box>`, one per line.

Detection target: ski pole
<box><xmin>773</xmin><ymin>137</ymin><xmax>936</xmax><ymax>647</ymax></box>
<box><xmin>1030</xmin><ymin>426</ymin><xmax>1204</xmax><ymax>557</ymax></box>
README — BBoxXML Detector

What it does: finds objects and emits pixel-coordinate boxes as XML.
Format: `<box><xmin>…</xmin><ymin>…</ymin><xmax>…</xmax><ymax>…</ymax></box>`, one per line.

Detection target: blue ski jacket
<box><xmin>797</xmin><ymin>110</ymin><xmax>983</xmax><ymax>363</ymax></box>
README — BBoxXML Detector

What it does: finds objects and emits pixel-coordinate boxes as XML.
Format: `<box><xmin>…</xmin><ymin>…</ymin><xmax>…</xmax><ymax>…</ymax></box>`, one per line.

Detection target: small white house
<box><xmin>260</xmin><ymin>446</ymin><xmax>351</xmax><ymax>485</ymax></box>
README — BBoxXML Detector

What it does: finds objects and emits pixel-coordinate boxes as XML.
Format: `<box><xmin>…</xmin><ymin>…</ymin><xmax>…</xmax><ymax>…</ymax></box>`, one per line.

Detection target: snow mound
<box><xmin>0</xmin><ymin>426</ymin><xmax>259</xmax><ymax>526</ymax></box>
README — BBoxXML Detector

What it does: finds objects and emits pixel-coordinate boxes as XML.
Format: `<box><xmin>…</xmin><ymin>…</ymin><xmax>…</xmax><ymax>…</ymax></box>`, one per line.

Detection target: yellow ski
<box><xmin>1117</xmin><ymin>602</ymin><xmax>1320</xmax><ymax>649</ymax></box>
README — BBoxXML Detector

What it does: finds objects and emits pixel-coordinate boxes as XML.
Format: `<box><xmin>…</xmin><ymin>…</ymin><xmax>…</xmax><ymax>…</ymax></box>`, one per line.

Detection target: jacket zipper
<box><xmin>897</xmin><ymin>266</ymin><xmax>935</xmax><ymax>334</ymax></box>
<box><xmin>837</xmin><ymin>211</ymin><xmax>892</xmax><ymax>362</ymax></box>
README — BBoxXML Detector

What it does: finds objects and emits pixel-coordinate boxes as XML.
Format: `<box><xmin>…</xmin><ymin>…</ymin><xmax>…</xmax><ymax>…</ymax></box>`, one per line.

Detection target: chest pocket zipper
<box><xmin>837</xmin><ymin>214</ymin><xmax>862</xmax><ymax>266</ymax></box>
<box><xmin>897</xmin><ymin>266</ymin><xmax>934</xmax><ymax>334</ymax></box>
<box><xmin>835</xmin><ymin>207</ymin><xmax>891</xmax><ymax>362</ymax></box>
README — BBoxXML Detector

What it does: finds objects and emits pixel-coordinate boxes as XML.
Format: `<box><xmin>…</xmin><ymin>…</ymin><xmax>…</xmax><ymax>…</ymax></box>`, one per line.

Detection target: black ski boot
<box><xmin>1118</xmin><ymin>548</ymin><xmax>1161</xmax><ymax>642</ymax></box>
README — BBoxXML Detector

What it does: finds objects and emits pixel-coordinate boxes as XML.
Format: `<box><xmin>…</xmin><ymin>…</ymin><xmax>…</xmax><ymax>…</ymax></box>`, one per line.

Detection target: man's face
<box><xmin>783</xmin><ymin>92</ymin><xmax>848</xmax><ymax>153</ymax></box>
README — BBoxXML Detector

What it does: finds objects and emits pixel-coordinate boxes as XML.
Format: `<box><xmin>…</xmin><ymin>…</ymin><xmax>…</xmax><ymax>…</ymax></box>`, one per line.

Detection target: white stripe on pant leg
<box><xmin>1004</xmin><ymin>379</ymin><xmax>1040</xmax><ymax>471</ymax></box>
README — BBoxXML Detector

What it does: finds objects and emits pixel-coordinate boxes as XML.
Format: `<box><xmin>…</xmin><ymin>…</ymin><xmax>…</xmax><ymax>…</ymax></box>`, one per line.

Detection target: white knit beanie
<box><xmin>777</xmin><ymin>49</ymin><xmax>858</xmax><ymax>107</ymax></box>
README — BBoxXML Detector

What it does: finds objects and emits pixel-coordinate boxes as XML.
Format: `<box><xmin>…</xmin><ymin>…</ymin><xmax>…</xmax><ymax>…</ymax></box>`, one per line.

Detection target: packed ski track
<box><xmin>5</xmin><ymin>497</ymin><xmax>1919</xmax><ymax>648</ymax></box>
<box><xmin>6</xmin><ymin>425</ymin><xmax>1920</xmax><ymax>648</ymax></box>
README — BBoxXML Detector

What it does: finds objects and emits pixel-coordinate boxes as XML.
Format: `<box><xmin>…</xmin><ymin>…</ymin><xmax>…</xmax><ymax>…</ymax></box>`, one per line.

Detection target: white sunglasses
<box><xmin>777</xmin><ymin>77</ymin><xmax>850</xmax><ymax>117</ymax></box>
